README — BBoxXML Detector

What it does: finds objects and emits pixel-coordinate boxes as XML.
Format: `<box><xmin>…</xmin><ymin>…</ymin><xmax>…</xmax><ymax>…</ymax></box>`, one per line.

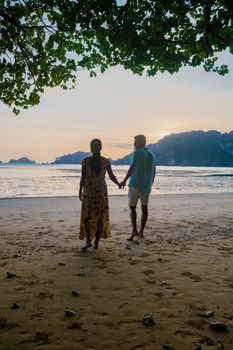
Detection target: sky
<box><xmin>0</xmin><ymin>53</ymin><xmax>233</xmax><ymax>163</ymax></box>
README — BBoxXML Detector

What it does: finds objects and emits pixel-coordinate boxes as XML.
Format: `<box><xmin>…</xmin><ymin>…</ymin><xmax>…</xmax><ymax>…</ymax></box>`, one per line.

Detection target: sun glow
<box><xmin>155</xmin><ymin>132</ymin><xmax>170</xmax><ymax>141</ymax></box>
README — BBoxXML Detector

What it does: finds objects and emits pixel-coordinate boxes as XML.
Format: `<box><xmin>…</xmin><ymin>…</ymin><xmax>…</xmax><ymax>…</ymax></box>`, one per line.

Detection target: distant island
<box><xmin>8</xmin><ymin>157</ymin><xmax>36</xmax><ymax>164</ymax></box>
<box><xmin>2</xmin><ymin>130</ymin><xmax>233</xmax><ymax>167</ymax></box>
<box><xmin>112</xmin><ymin>130</ymin><xmax>233</xmax><ymax>167</ymax></box>
<box><xmin>52</xmin><ymin>151</ymin><xmax>90</xmax><ymax>164</ymax></box>
<box><xmin>51</xmin><ymin>130</ymin><xmax>233</xmax><ymax>167</ymax></box>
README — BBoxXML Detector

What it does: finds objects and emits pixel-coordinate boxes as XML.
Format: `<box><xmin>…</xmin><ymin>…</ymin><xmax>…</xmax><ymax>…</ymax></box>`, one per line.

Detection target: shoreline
<box><xmin>1</xmin><ymin>191</ymin><xmax>233</xmax><ymax>201</ymax></box>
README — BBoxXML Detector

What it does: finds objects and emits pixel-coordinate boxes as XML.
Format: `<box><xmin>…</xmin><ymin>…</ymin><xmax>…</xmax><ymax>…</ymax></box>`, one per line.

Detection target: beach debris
<box><xmin>6</xmin><ymin>271</ymin><xmax>16</xmax><ymax>278</ymax></box>
<box><xmin>163</xmin><ymin>343</ymin><xmax>175</xmax><ymax>349</ymax></box>
<box><xmin>58</xmin><ymin>220</ymin><xmax>64</xmax><ymax>222</ymax></box>
<box><xmin>198</xmin><ymin>310</ymin><xmax>214</xmax><ymax>318</ymax></box>
<box><xmin>65</xmin><ymin>310</ymin><xmax>75</xmax><ymax>317</ymax></box>
<box><xmin>209</xmin><ymin>320</ymin><xmax>228</xmax><ymax>332</ymax></box>
<box><xmin>67</xmin><ymin>322</ymin><xmax>82</xmax><ymax>330</ymax></box>
<box><xmin>158</xmin><ymin>258</ymin><xmax>162</xmax><ymax>262</ymax></box>
<box><xmin>223</xmin><ymin>314</ymin><xmax>233</xmax><ymax>320</ymax></box>
<box><xmin>58</xmin><ymin>262</ymin><xmax>66</xmax><ymax>266</ymax></box>
<box><xmin>13</xmin><ymin>254</ymin><xmax>20</xmax><ymax>258</ymax></box>
<box><xmin>72</xmin><ymin>290</ymin><xmax>80</xmax><ymax>297</ymax></box>
<box><xmin>78</xmin><ymin>272</ymin><xmax>86</xmax><ymax>277</ymax></box>
<box><xmin>11</xmin><ymin>302</ymin><xmax>20</xmax><ymax>309</ymax></box>
<box><xmin>141</xmin><ymin>313</ymin><xmax>155</xmax><ymax>327</ymax></box>
<box><xmin>217</xmin><ymin>341</ymin><xmax>225</xmax><ymax>350</ymax></box>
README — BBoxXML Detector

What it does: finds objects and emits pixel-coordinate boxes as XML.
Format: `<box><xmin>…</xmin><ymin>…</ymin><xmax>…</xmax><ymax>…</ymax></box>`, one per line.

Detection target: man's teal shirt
<box><xmin>129</xmin><ymin>147</ymin><xmax>156</xmax><ymax>194</ymax></box>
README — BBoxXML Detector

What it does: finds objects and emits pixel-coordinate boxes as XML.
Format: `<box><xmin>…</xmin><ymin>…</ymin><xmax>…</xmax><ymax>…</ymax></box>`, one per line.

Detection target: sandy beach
<box><xmin>0</xmin><ymin>193</ymin><xmax>233</xmax><ymax>350</ymax></box>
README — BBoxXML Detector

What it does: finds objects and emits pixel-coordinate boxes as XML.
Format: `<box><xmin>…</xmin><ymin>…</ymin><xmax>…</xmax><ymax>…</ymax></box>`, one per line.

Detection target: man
<box><xmin>120</xmin><ymin>135</ymin><xmax>156</xmax><ymax>241</ymax></box>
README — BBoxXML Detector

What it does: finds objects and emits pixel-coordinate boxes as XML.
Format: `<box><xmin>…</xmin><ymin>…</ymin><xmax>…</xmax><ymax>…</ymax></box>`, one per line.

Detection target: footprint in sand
<box><xmin>119</xmin><ymin>302</ymin><xmax>129</xmax><ymax>309</ymax></box>
<box><xmin>187</xmin><ymin>318</ymin><xmax>207</xmax><ymax>330</ymax></box>
<box><xmin>113</xmin><ymin>232</ymin><xmax>122</xmax><ymax>237</ymax></box>
<box><xmin>142</xmin><ymin>269</ymin><xmax>155</xmax><ymax>276</ymax></box>
<box><xmin>35</xmin><ymin>292</ymin><xmax>54</xmax><ymax>300</ymax></box>
<box><xmin>174</xmin><ymin>330</ymin><xmax>195</xmax><ymax>338</ymax></box>
<box><xmin>180</xmin><ymin>271</ymin><xmax>202</xmax><ymax>282</ymax></box>
<box><xmin>139</xmin><ymin>252</ymin><xmax>151</xmax><ymax>258</ymax></box>
<box><xmin>33</xmin><ymin>331</ymin><xmax>53</xmax><ymax>344</ymax></box>
<box><xmin>107</xmin><ymin>268</ymin><xmax>120</xmax><ymax>275</ymax></box>
<box><xmin>95</xmin><ymin>264</ymin><xmax>106</xmax><ymax>269</ymax></box>
<box><xmin>0</xmin><ymin>317</ymin><xmax>19</xmax><ymax>329</ymax></box>
<box><xmin>144</xmin><ymin>279</ymin><xmax>157</xmax><ymax>285</ymax></box>
<box><xmin>96</xmin><ymin>311</ymin><xmax>108</xmax><ymax>317</ymax></box>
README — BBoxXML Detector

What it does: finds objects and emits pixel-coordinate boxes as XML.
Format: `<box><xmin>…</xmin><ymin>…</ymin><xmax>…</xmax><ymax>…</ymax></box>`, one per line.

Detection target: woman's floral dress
<box><xmin>79</xmin><ymin>157</ymin><xmax>111</xmax><ymax>240</ymax></box>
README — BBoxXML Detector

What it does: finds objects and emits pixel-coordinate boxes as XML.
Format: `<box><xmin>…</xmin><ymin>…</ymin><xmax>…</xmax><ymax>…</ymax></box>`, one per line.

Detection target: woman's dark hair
<box><xmin>90</xmin><ymin>139</ymin><xmax>102</xmax><ymax>176</ymax></box>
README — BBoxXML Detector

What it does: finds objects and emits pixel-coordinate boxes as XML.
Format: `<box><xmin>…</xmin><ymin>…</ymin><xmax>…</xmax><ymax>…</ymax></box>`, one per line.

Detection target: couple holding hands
<box><xmin>79</xmin><ymin>135</ymin><xmax>156</xmax><ymax>250</ymax></box>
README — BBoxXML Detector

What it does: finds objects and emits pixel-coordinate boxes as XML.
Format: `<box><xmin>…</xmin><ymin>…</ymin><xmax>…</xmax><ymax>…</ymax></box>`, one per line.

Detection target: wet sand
<box><xmin>0</xmin><ymin>194</ymin><xmax>233</xmax><ymax>349</ymax></box>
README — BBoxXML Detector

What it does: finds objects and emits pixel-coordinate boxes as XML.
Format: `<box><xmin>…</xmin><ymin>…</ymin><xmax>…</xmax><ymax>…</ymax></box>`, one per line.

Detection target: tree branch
<box><xmin>0</xmin><ymin>7</ymin><xmax>57</xmax><ymax>32</ymax></box>
<box><xmin>203</xmin><ymin>0</ymin><xmax>215</xmax><ymax>55</ymax></box>
<box><xmin>16</xmin><ymin>28</ymin><xmax>37</xmax><ymax>86</ymax></box>
<box><xmin>0</xmin><ymin>8</ymin><xmax>19</xmax><ymax>26</ymax></box>
<box><xmin>108</xmin><ymin>0</ymin><xmax>133</xmax><ymax>32</ymax></box>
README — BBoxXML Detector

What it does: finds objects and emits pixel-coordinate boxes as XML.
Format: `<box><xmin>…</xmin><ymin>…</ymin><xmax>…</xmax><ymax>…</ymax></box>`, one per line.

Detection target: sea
<box><xmin>0</xmin><ymin>164</ymin><xmax>233</xmax><ymax>199</ymax></box>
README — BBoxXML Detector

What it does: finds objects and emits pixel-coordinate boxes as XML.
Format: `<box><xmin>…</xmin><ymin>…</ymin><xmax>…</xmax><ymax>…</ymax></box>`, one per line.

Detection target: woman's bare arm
<box><xmin>107</xmin><ymin>164</ymin><xmax>120</xmax><ymax>188</ymax></box>
<box><xmin>79</xmin><ymin>165</ymin><xmax>87</xmax><ymax>200</ymax></box>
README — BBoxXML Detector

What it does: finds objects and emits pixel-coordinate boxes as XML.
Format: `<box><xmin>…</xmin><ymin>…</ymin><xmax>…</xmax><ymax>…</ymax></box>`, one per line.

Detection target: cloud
<box><xmin>107</xmin><ymin>143</ymin><xmax>132</xmax><ymax>149</ymax></box>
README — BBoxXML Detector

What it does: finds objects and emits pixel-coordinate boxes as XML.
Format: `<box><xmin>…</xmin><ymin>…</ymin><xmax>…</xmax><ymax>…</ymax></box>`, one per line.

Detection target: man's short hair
<box><xmin>135</xmin><ymin>134</ymin><xmax>146</xmax><ymax>147</ymax></box>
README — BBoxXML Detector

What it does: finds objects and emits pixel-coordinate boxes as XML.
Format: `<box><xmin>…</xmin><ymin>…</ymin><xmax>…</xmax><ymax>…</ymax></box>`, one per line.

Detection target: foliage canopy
<box><xmin>1</xmin><ymin>0</ymin><xmax>233</xmax><ymax>114</ymax></box>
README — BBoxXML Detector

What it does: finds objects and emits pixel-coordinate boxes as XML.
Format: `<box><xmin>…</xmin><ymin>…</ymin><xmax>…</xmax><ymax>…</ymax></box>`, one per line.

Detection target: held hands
<box><xmin>119</xmin><ymin>180</ymin><xmax>126</xmax><ymax>189</ymax></box>
<box><xmin>115</xmin><ymin>179</ymin><xmax>126</xmax><ymax>189</ymax></box>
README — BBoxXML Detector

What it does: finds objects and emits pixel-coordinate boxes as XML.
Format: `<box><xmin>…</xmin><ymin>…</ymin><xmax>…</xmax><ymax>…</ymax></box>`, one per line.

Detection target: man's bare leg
<box><xmin>139</xmin><ymin>205</ymin><xmax>148</xmax><ymax>238</ymax></box>
<box><xmin>128</xmin><ymin>206</ymin><xmax>139</xmax><ymax>241</ymax></box>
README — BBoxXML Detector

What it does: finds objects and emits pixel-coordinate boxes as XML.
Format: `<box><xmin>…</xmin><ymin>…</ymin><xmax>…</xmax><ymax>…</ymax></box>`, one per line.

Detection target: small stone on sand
<box><xmin>6</xmin><ymin>272</ymin><xmax>16</xmax><ymax>278</ymax></box>
<box><xmin>65</xmin><ymin>310</ymin><xmax>75</xmax><ymax>317</ymax></box>
<box><xmin>209</xmin><ymin>321</ymin><xmax>228</xmax><ymax>332</ymax></box>
<box><xmin>198</xmin><ymin>310</ymin><xmax>214</xmax><ymax>318</ymax></box>
<box><xmin>142</xmin><ymin>313</ymin><xmax>155</xmax><ymax>327</ymax></box>
<box><xmin>72</xmin><ymin>290</ymin><xmax>80</xmax><ymax>297</ymax></box>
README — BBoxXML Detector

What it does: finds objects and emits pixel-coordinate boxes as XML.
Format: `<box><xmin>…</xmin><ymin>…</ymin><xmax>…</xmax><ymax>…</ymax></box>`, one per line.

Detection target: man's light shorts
<box><xmin>128</xmin><ymin>187</ymin><xmax>150</xmax><ymax>207</ymax></box>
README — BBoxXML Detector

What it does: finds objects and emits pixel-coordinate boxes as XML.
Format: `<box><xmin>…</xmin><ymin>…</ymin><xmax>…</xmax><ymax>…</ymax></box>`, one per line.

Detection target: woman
<box><xmin>79</xmin><ymin>139</ymin><xmax>120</xmax><ymax>250</ymax></box>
